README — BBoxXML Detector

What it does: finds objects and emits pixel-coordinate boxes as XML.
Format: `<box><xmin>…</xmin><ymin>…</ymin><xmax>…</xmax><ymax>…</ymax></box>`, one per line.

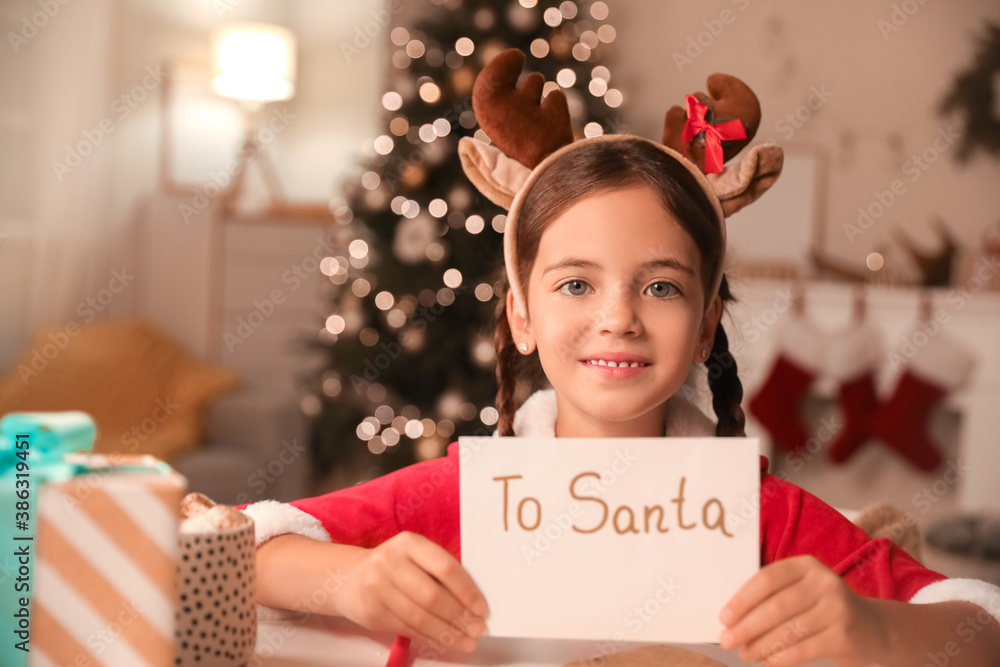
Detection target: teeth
<box><xmin>588</xmin><ymin>360</ymin><xmax>647</xmax><ymax>367</ymax></box>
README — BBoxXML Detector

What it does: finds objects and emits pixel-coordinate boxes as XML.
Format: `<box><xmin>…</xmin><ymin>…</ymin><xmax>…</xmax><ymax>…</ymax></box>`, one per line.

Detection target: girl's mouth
<box><xmin>585</xmin><ymin>359</ymin><xmax>650</xmax><ymax>368</ymax></box>
<box><xmin>581</xmin><ymin>359</ymin><xmax>651</xmax><ymax>377</ymax></box>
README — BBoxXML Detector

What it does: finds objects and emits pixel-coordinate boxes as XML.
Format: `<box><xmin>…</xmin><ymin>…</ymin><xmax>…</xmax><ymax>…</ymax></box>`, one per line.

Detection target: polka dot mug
<box><xmin>175</xmin><ymin>496</ymin><xmax>256</xmax><ymax>666</ymax></box>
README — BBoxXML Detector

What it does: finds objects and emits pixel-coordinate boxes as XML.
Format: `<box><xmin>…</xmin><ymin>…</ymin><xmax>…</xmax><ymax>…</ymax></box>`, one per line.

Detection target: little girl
<box><xmin>239</xmin><ymin>51</ymin><xmax>1000</xmax><ymax>666</ymax></box>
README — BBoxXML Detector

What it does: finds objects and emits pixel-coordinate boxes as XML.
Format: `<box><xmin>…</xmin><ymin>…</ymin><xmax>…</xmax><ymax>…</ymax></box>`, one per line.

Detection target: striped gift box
<box><xmin>28</xmin><ymin>454</ymin><xmax>186</xmax><ymax>667</ymax></box>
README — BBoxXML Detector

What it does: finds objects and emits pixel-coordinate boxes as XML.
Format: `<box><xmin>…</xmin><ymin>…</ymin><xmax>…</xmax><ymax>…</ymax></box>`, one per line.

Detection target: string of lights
<box><xmin>306</xmin><ymin>0</ymin><xmax>623</xmax><ymax>480</ymax></box>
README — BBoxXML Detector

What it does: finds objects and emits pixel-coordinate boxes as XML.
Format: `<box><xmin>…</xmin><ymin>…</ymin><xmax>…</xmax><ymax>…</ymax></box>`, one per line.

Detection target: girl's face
<box><xmin>509</xmin><ymin>185</ymin><xmax>722</xmax><ymax>438</ymax></box>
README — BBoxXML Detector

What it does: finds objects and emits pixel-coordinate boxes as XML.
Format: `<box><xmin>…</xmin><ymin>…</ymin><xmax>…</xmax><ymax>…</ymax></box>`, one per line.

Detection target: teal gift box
<box><xmin>0</xmin><ymin>411</ymin><xmax>97</xmax><ymax>667</ymax></box>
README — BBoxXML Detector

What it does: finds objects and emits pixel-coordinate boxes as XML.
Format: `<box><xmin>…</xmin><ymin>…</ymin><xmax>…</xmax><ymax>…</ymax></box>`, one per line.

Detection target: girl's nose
<box><xmin>598</xmin><ymin>287</ymin><xmax>643</xmax><ymax>336</ymax></box>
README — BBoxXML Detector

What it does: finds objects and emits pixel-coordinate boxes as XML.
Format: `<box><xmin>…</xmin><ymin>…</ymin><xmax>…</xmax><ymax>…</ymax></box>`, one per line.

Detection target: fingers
<box><xmin>719</xmin><ymin>556</ymin><xmax>810</xmax><ymax>629</ymax></box>
<box><xmin>733</xmin><ymin>599</ymin><xmax>826</xmax><ymax>665</ymax></box>
<box><xmin>367</xmin><ymin>596</ymin><xmax>441</xmax><ymax>647</ymax></box>
<box><xmin>377</xmin><ymin>582</ymin><xmax>480</xmax><ymax>653</ymax></box>
<box><xmin>744</xmin><ymin>627</ymin><xmax>840</xmax><ymax>667</ymax></box>
<box><xmin>719</xmin><ymin>585</ymin><xmax>818</xmax><ymax>653</ymax></box>
<box><xmin>358</xmin><ymin>532</ymin><xmax>487</xmax><ymax>653</ymax></box>
<box><xmin>718</xmin><ymin>557</ymin><xmax>871</xmax><ymax>667</ymax></box>
<box><xmin>405</xmin><ymin>533</ymin><xmax>490</xmax><ymax>618</ymax></box>
<box><xmin>387</xmin><ymin>551</ymin><xmax>486</xmax><ymax>642</ymax></box>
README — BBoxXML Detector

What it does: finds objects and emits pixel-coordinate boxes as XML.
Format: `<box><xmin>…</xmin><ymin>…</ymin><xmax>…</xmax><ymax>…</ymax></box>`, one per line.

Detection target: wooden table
<box><xmin>251</xmin><ymin>613</ymin><xmax>836</xmax><ymax>666</ymax></box>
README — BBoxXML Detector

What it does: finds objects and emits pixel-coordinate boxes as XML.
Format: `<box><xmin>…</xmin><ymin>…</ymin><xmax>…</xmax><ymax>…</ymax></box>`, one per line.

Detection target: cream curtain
<box><xmin>0</xmin><ymin>0</ymin><xmax>115</xmax><ymax>371</ymax></box>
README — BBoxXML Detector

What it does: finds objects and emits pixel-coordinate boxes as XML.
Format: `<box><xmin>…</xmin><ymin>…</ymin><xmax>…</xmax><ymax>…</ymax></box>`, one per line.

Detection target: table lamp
<box><xmin>210</xmin><ymin>22</ymin><xmax>297</xmax><ymax>215</ymax></box>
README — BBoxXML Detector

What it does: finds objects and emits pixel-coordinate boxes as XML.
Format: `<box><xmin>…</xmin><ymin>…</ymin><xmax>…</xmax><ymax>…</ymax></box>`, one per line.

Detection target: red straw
<box><xmin>385</xmin><ymin>635</ymin><xmax>411</xmax><ymax>667</ymax></box>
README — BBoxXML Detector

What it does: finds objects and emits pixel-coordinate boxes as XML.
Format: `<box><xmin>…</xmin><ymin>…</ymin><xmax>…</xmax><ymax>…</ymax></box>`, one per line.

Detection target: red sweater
<box><xmin>239</xmin><ymin>442</ymin><xmax>949</xmax><ymax>666</ymax></box>
<box><xmin>276</xmin><ymin>443</ymin><xmax>943</xmax><ymax>599</ymax></box>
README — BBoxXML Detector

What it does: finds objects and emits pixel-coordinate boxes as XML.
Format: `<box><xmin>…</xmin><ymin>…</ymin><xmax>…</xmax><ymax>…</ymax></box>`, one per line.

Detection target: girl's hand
<box><xmin>717</xmin><ymin>555</ymin><xmax>892</xmax><ymax>667</ymax></box>
<box><xmin>337</xmin><ymin>531</ymin><xmax>489</xmax><ymax>653</ymax></box>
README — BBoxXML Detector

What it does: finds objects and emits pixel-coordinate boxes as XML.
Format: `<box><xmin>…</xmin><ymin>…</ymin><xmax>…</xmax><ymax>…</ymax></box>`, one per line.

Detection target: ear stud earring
<box><xmin>519</xmin><ymin>343</ymin><xmax>528</xmax><ymax>352</ymax></box>
<box><xmin>702</xmin><ymin>348</ymin><xmax>708</xmax><ymax>360</ymax></box>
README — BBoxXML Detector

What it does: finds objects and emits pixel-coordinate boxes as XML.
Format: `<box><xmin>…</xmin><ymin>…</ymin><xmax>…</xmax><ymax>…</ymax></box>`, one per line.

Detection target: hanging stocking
<box><xmin>869</xmin><ymin>329</ymin><xmax>975</xmax><ymax>472</ymax></box>
<box><xmin>748</xmin><ymin>314</ymin><xmax>827</xmax><ymax>455</ymax></box>
<box><xmin>826</xmin><ymin>322</ymin><xmax>884</xmax><ymax>464</ymax></box>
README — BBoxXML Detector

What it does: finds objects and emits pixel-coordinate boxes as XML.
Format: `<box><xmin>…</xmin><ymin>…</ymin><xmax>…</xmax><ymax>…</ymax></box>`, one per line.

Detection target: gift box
<box><xmin>0</xmin><ymin>411</ymin><xmax>97</xmax><ymax>667</ymax></box>
<box><xmin>0</xmin><ymin>412</ymin><xmax>187</xmax><ymax>667</ymax></box>
<box><xmin>30</xmin><ymin>451</ymin><xmax>187</xmax><ymax>666</ymax></box>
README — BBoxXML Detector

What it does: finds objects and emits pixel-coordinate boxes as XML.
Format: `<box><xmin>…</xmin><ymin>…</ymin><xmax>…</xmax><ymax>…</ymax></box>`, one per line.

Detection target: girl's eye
<box><xmin>645</xmin><ymin>281</ymin><xmax>679</xmax><ymax>299</ymax></box>
<box><xmin>559</xmin><ymin>280</ymin><xmax>591</xmax><ymax>296</ymax></box>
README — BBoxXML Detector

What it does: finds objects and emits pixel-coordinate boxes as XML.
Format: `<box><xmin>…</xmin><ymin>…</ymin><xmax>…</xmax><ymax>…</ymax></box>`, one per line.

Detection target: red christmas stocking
<box><xmin>870</xmin><ymin>329</ymin><xmax>975</xmax><ymax>472</ymax></box>
<box><xmin>748</xmin><ymin>315</ymin><xmax>826</xmax><ymax>455</ymax></box>
<box><xmin>826</xmin><ymin>323</ymin><xmax>883</xmax><ymax>464</ymax></box>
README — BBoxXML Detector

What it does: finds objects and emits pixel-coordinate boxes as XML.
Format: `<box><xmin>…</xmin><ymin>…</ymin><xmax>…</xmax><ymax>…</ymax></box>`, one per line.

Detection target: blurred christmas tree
<box><xmin>308</xmin><ymin>0</ymin><xmax>624</xmax><ymax>481</ymax></box>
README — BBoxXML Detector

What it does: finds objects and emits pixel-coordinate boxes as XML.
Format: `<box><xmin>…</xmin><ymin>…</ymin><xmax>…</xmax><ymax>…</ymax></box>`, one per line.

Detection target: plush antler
<box><xmin>662</xmin><ymin>73</ymin><xmax>762</xmax><ymax>174</ymax></box>
<box><xmin>472</xmin><ymin>49</ymin><xmax>575</xmax><ymax>169</ymax></box>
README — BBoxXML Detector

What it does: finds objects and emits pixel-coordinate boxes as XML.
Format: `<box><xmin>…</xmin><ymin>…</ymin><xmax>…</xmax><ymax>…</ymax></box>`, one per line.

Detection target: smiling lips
<box><xmin>581</xmin><ymin>353</ymin><xmax>652</xmax><ymax>377</ymax></box>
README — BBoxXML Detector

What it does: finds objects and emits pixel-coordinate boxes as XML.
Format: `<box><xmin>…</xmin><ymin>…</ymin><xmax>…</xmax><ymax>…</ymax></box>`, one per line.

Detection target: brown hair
<box><xmin>492</xmin><ymin>138</ymin><xmax>746</xmax><ymax>438</ymax></box>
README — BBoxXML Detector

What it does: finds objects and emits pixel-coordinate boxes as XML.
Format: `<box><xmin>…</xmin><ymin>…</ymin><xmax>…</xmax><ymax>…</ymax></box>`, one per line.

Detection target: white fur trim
<box><xmin>825</xmin><ymin>322</ymin><xmax>883</xmax><ymax>382</ymax></box>
<box><xmin>240</xmin><ymin>499</ymin><xmax>332</xmax><ymax>546</ymax></box>
<box><xmin>906</xmin><ymin>330</ymin><xmax>976</xmax><ymax>390</ymax></box>
<box><xmin>663</xmin><ymin>387</ymin><xmax>717</xmax><ymax>437</ymax></box>
<box><xmin>909</xmin><ymin>578</ymin><xmax>1000</xmax><ymax>628</ymax></box>
<box><xmin>503</xmin><ymin>388</ymin><xmax>716</xmax><ymax>438</ymax></box>
<box><xmin>511</xmin><ymin>389</ymin><xmax>559</xmax><ymax>438</ymax></box>
<box><xmin>776</xmin><ymin>315</ymin><xmax>828</xmax><ymax>374</ymax></box>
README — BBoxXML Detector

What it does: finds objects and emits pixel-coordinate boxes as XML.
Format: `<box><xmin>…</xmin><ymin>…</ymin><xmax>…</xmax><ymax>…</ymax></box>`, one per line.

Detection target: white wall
<box><xmin>0</xmin><ymin>0</ymin><xmax>385</xmax><ymax>369</ymax></box>
<box><xmin>609</xmin><ymin>0</ymin><xmax>1000</xmax><ymax>277</ymax></box>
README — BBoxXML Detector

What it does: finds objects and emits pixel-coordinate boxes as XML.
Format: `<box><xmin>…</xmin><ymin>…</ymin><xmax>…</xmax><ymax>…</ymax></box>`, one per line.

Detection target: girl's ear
<box><xmin>506</xmin><ymin>289</ymin><xmax>534</xmax><ymax>353</ymax></box>
<box><xmin>696</xmin><ymin>294</ymin><xmax>724</xmax><ymax>361</ymax></box>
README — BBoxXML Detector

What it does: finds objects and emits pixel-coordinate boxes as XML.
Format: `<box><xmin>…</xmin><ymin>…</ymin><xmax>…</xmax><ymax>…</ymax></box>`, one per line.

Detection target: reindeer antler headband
<box><xmin>458</xmin><ymin>49</ymin><xmax>784</xmax><ymax>319</ymax></box>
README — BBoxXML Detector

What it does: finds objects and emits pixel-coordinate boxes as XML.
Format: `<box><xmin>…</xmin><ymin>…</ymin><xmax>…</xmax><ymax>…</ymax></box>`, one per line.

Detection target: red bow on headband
<box><xmin>680</xmin><ymin>94</ymin><xmax>747</xmax><ymax>174</ymax></box>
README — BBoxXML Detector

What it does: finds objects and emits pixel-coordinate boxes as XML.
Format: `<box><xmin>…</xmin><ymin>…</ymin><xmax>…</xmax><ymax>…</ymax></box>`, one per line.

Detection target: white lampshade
<box><xmin>212</xmin><ymin>23</ymin><xmax>297</xmax><ymax>102</ymax></box>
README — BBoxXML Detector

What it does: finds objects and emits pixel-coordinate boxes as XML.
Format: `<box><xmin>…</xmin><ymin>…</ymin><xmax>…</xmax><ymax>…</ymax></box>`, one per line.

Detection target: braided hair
<box><xmin>706</xmin><ymin>274</ymin><xmax>747</xmax><ymax>437</ymax></box>
<box><xmin>491</xmin><ymin>138</ymin><xmax>746</xmax><ymax>438</ymax></box>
